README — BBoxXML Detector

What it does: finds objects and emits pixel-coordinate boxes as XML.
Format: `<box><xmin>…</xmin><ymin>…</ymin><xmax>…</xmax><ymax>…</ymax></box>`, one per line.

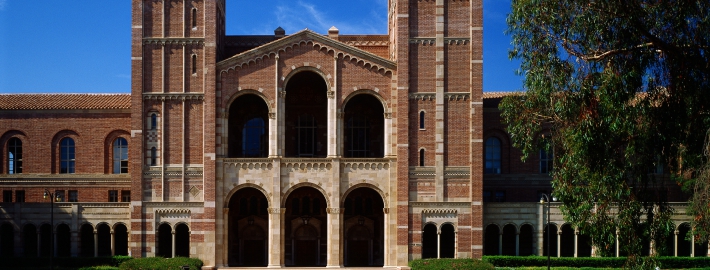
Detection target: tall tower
<box><xmin>392</xmin><ymin>0</ymin><xmax>483</xmax><ymax>260</ymax></box>
<box><xmin>130</xmin><ymin>0</ymin><xmax>223</xmax><ymax>265</ymax></box>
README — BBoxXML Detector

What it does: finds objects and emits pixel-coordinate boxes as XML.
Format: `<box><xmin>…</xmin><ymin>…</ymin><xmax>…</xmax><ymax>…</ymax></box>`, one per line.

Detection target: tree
<box><xmin>501</xmin><ymin>0</ymin><xmax>710</xmax><ymax>266</ymax></box>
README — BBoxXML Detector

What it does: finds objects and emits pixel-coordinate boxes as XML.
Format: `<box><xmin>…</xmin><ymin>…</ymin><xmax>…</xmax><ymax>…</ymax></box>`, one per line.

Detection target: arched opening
<box><xmin>285</xmin><ymin>71</ymin><xmax>328</xmax><ymax>157</ymax></box>
<box><xmin>97</xmin><ymin>223</ymin><xmax>111</xmax><ymax>257</ymax></box>
<box><xmin>57</xmin><ymin>224</ymin><xmax>71</xmax><ymax>257</ymax></box>
<box><xmin>440</xmin><ymin>224</ymin><xmax>455</xmax><ymax>258</ymax></box>
<box><xmin>175</xmin><ymin>223</ymin><xmax>190</xmax><ymax>257</ymax></box>
<box><xmin>39</xmin><ymin>224</ymin><xmax>51</xmax><ymax>257</ymax></box>
<box><xmin>113</xmin><ymin>138</ymin><xmax>128</xmax><ymax>174</ymax></box>
<box><xmin>419</xmin><ymin>149</ymin><xmax>425</xmax><ymax>166</ymax></box>
<box><xmin>80</xmin><ymin>224</ymin><xmax>95</xmax><ymax>257</ymax></box>
<box><xmin>23</xmin><ymin>224</ymin><xmax>37</xmax><ymax>257</ymax></box>
<box><xmin>695</xmin><ymin>240</ymin><xmax>709</xmax><ymax>257</ymax></box>
<box><xmin>8</xmin><ymin>137</ymin><xmax>22</xmax><ymax>174</ymax></box>
<box><xmin>343</xmin><ymin>187</ymin><xmax>384</xmax><ymax>266</ymax></box>
<box><xmin>677</xmin><ymin>224</ymin><xmax>692</xmax><ymax>256</ymax></box>
<box><xmin>114</xmin><ymin>224</ymin><xmax>129</xmax><ymax>256</ymax></box>
<box><xmin>560</xmin><ymin>224</ymin><xmax>574</xmax><ymax>257</ymax></box>
<box><xmin>519</xmin><ymin>224</ymin><xmax>534</xmax><ymax>256</ymax></box>
<box><xmin>59</xmin><ymin>138</ymin><xmax>75</xmax><ymax>174</ymax></box>
<box><xmin>577</xmin><ymin>232</ymin><xmax>592</xmax><ymax>257</ymax></box>
<box><xmin>343</xmin><ymin>94</ymin><xmax>384</xmax><ymax>158</ymax></box>
<box><xmin>543</xmin><ymin>224</ymin><xmax>558</xmax><ymax>257</ymax></box>
<box><xmin>228</xmin><ymin>187</ymin><xmax>268</xmax><ymax>266</ymax></box>
<box><xmin>285</xmin><ymin>186</ymin><xmax>326</xmax><ymax>266</ymax></box>
<box><xmin>484</xmin><ymin>224</ymin><xmax>500</xmax><ymax>255</ymax></box>
<box><xmin>228</xmin><ymin>94</ymin><xmax>269</xmax><ymax>158</ymax></box>
<box><xmin>419</xmin><ymin>111</ymin><xmax>425</xmax><ymax>129</ymax></box>
<box><xmin>0</xmin><ymin>223</ymin><xmax>14</xmax><ymax>257</ymax></box>
<box><xmin>502</xmin><ymin>224</ymin><xmax>516</xmax><ymax>256</ymax></box>
<box><xmin>157</xmin><ymin>223</ymin><xmax>173</xmax><ymax>258</ymax></box>
<box><xmin>422</xmin><ymin>223</ymin><xmax>437</xmax><ymax>259</ymax></box>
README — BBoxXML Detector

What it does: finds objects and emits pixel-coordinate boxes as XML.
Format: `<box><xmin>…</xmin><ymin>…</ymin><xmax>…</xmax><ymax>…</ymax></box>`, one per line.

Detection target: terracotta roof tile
<box><xmin>482</xmin><ymin>91</ymin><xmax>523</xmax><ymax>99</ymax></box>
<box><xmin>0</xmin><ymin>94</ymin><xmax>131</xmax><ymax>110</ymax></box>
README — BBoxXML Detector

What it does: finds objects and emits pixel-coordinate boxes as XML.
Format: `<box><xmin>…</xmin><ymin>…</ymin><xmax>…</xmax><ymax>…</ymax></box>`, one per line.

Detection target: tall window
<box><xmin>150</xmin><ymin>147</ymin><xmax>157</xmax><ymax>166</ymax></box>
<box><xmin>419</xmin><ymin>111</ymin><xmax>425</xmax><ymax>129</ymax></box>
<box><xmin>485</xmin><ymin>137</ymin><xmax>501</xmax><ymax>174</ymax></box>
<box><xmin>297</xmin><ymin>115</ymin><xmax>316</xmax><ymax>157</ymax></box>
<box><xmin>60</xmin><ymin>138</ymin><xmax>75</xmax><ymax>174</ymax></box>
<box><xmin>2</xmin><ymin>190</ymin><xmax>11</xmax><ymax>203</ymax></box>
<box><xmin>242</xmin><ymin>117</ymin><xmax>266</xmax><ymax>157</ymax></box>
<box><xmin>15</xmin><ymin>190</ymin><xmax>24</xmax><ymax>203</ymax></box>
<box><xmin>419</xmin><ymin>149</ymin><xmax>425</xmax><ymax>166</ymax></box>
<box><xmin>113</xmin><ymin>138</ymin><xmax>129</xmax><ymax>174</ymax></box>
<box><xmin>68</xmin><ymin>190</ymin><xmax>78</xmax><ymax>202</ymax></box>
<box><xmin>8</xmin><ymin>138</ymin><xmax>22</xmax><ymax>174</ymax></box>
<box><xmin>191</xmin><ymin>8</ymin><xmax>197</xmax><ymax>28</ymax></box>
<box><xmin>151</xmin><ymin>114</ymin><xmax>157</xmax><ymax>130</ymax></box>
<box><xmin>121</xmin><ymin>190</ymin><xmax>131</xmax><ymax>202</ymax></box>
<box><xmin>191</xmin><ymin>55</ymin><xmax>197</xmax><ymax>75</ymax></box>
<box><xmin>540</xmin><ymin>147</ymin><xmax>553</xmax><ymax>174</ymax></box>
<box><xmin>346</xmin><ymin>116</ymin><xmax>369</xmax><ymax>157</ymax></box>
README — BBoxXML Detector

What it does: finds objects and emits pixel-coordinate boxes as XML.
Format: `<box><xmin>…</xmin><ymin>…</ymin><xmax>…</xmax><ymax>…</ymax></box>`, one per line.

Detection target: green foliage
<box><xmin>3</xmin><ymin>256</ymin><xmax>134</xmax><ymax>269</ymax></box>
<box><xmin>408</xmin><ymin>258</ymin><xmax>495</xmax><ymax>270</ymax></box>
<box><xmin>483</xmin><ymin>256</ymin><xmax>710</xmax><ymax>269</ymax></box>
<box><xmin>503</xmin><ymin>0</ymin><xmax>710</xmax><ymax>259</ymax></box>
<box><xmin>119</xmin><ymin>257</ymin><xmax>203</xmax><ymax>270</ymax></box>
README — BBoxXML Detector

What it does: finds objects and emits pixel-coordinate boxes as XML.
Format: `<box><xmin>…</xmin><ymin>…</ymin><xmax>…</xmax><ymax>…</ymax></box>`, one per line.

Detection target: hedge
<box><xmin>483</xmin><ymin>256</ymin><xmax>710</xmax><ymax>268</ymax></box>
<box><xmin>119</xmin><ymin>257</ymin><xmax>203</xmax><ymax>270</ymax></box>
<box><xmin>2</xmin><ymin>256</ymin><xmax>134</xmax><ymax>269</ymax></box>
<box><xmin>409</xmin><ymin>258</ymin><xmax>495</xmax><ymax>270</ymax></box>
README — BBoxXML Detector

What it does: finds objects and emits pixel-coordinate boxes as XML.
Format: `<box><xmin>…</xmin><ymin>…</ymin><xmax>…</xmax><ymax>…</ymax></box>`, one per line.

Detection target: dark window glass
<box><xmin>242</xmin><ymin>117</ymin><xmax>266</xmax><ymax>157</ymax></box>
<box><xmin>419</xmin><ymin>111</ymin><xmax>425</xmax><ymax>129</ymax></box>
<box><xmin>297</xmin><ymin>115</ymin><xmax>316</xmax><ymax>157</ymax></box>
<box><xmin>346</xmin><ymin>116</ymin><xmax>369</xmax><ymax>157</ymax></box>
<box><xmin>485</xmin><ymin>137</ymin><xmax>502</xmax><ymax>174</ymax></box>
<box><xmin>419</xmin><ymin>149</ymin><xmax>425</xmax><ymax>166</ymax></box>
<box><xmin>495</xmin><ymin>191</ymin><xmax>506</xmax><ymax>202</ymax></box>
<box><xmin>191</xmin><ymin>55</ymin><xmax>197</xmax><ymax>75</ymax></box>
<box><xmin>2</xmin><ymin>190</ymin><xmax>11</xmax><ymax>203</ymax></box>
<box><xmin>113</xmin><ymin>138</ymin><xmax>128</xmax><ymax>174</ymax></box>
<box><xmin>150</xmin><ymin>147</ymin><xmax>157</xmax><ymax>166</ymax></box>
<box><xmin>121</xmin><ymin>190</ymin><xmax>131</xmax><ymax>202</ymax></box>
<box><xmin>8</xmin><ymin>138</ymin><xmax>22</xmax><ymax>174</ymax></box>
<box><xmin>68</xmin><ymin>190</ymin><xmax>78</xmax><ymax>202</ymax></box>
<box><xmin>60</xmin><ymin>138</ymin><xmax>75</xmax><ymax>174</ymax></box>
<box><xmin>108</xmin><ymin>190</ymin><xmax>118</xmax><ymax>202</ymax></box>
<box><xmin>151</xmin><ymin>114</ymin><xmax>157</xmax><ymax>130</ymax></box>
<box><xmin>540</xmin><ymin>148</ymin><xmax>553</xmax><ymax>174</ymax></box>
<box><xmin>15</xmin><ymin>190</ymin><xmax>24</xmax><ymax>203</ymax></box>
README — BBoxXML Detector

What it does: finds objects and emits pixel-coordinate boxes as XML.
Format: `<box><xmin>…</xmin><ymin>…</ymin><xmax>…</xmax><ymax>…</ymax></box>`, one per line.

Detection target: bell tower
<box><xmin>130</xmin><ymin>0</ymin><xmax>222</xmax><ymax>265</ymax></box>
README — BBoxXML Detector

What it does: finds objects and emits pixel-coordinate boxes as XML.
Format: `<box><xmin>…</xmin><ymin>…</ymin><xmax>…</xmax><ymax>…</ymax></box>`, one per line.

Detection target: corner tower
<box><xmin>130</xmin><ymin>0</ymin><xmax>223</xmax><ymax>265</ymax></box>
<box><xmin>391</xmin><ymin>0</ymin><xmax>484</xmax><ymax>260</ymax></box>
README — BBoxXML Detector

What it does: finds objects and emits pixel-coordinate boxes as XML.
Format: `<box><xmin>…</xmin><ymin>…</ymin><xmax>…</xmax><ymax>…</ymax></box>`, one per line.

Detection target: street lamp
<box><xmin>540</xmin><ymin>193</ymin><xmax>557</xmax><ymax>270</ymax></box>
<box><xmin>44</xmin><ymin>189</ymin><xmax>58</xmax><ymax>270</ymax></box>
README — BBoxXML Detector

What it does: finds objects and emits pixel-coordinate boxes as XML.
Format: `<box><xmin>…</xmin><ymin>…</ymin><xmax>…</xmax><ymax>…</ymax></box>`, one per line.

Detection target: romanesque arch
<box><xmin>227</xmin><ymin>92</ymin><xmax>270</xmax><ymax>158</ymax></box>
<box><xmin>283</xmin><ymin>186</ymin><xmax>327</xmax><ymax>266</ymax></box>
<box><xmin>342</xmin><ymin>186</ymin><xmax>385</xmax><ymax>266</ymax></box>
<box><xmin>342</xmin><ymin>92</ymin><xmax>385</xmax><ymax>158</ymax></box>
<box><xmin>484</xmin><ymin>223</ymin><xmax>500</xmax><ymax>255</ymax></box>
<box><xmin>284</xmin><ymin>70</ymin><xmax>329</xmax><ymax>158</ymax></box>
<box><xmin>228</xmin><ymin>187</ymin><xmax>268</xmax><ymax>266</ymax></box>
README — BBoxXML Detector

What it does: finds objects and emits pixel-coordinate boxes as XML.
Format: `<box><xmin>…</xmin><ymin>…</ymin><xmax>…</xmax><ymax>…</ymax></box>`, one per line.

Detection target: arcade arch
<box><xmin>228</xmin><ymin>187</ymin><xmax>269</xmax><ymax>266</ymax></box>
<box><xmin>284</xmin><ymin>71</ymin><xmax>328</xmax><ymax>157</ymax></box>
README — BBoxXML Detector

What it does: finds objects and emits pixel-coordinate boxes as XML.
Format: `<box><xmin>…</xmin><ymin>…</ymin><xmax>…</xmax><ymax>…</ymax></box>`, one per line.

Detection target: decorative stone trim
<box><xmin>156</xmin><ymin>208</ymin><xmax>191</xmax><ymax>214</ymax></box>
<box><xmin>326</xmin><ymin>208</ymin><xmax>342</xmax><ymax>214</ymax></box>
<box><xmin>223</xmin><ymin>159</ymin><xmax>273</xmax><ymax>170</ymax></box>
<box><xmin>143</xmin><ymin>38</ymin><xmax>205</xmax><ymax>45</ymax></box>
<box><xmin>384</xmin><ymin>112</ymin><xmax>392</xmax><ymax>119</ymax></box>
<box><xmin>410</xmin><ymin>202</ymin><xmax>470</xmax><ymax>208</ymax></box>
<box><xmin>342</xmin><ymin>159</ymin><xmax>390</xmax><ymax>170</ymax></box>
<box><xmin>143</xmin><ymin>93</ymin><xmax>205</xmax><ymax>101</ymax></box>
<box><xmin>409</xmin><ymin>38</ymin><xmax>435</xmax><ymax>45</ymax></box>
<box><xmin>445</xmin><ymin>92</ymin><xmax>470</xmax><ymax>101</ymax></box>
<box><xmin>343</xmin><ymin>40</ymin><xmax>389</xmax><ymax>47</ymax></box>
<box><xmin>267</xmin><ymin>208</ymin><xmax>283</xmax><ymax>214</ymax></box>
<box><xmin>327</xmin><ymin>91</ymin><xmax>335</xmax><ymax>99</ymax></box>
<box><xmin>281</xmin><ymin>159</ymin><xmax>332</xmax><ymax>170</ymax></box>
<box><xmin>409</xmin><ymin>93</ymin><xmax>435</xmax><ymax>101</ymax></box>
<box><xmin>422</xmin><ymin>209</ymin><xmax>457</xmax><ymax>214</ymax></box>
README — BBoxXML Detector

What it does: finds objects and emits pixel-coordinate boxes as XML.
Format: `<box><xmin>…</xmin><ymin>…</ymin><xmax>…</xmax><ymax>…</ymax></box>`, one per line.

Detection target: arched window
<box><xmin>60</xmin><ymin>138</ymin><xmax>75</xmax><ymax>174</ymax></box>
<box><xmin>485</xmin><ymin>137</ymin><xmax>501</xmax><ymax>174</ymax></box>
<box><xmin>242</xmin><ymin>117</ymin><xmax>266</xmax><ymax>157</ymax></box>
<box><xmin>113</xmin><ymin>138</ymin><xmax>128</xmax><ymax>174</ymax></box>
<box><xmin>419</xmin><ymin>111</ymin><xmax>425</xmax><ymax>129</ymax></box>
<box><xmin>419</xmin><ymin>149</ymin><xmax>425</xmax><ymax>166</ymax></box>
<box><xmin>297</xmin><ymin>115</ymin><xmax>316</xmax><ymax>157</ymax></box>
<box><xmin>191</xmin><ymin>8</ymin><xmax>197</xmax><ymax>29</ymax></box>
<box><xmin>8</xmin><ymin>138</ymin><xmax>22</xmax><ymax>174</ymax></box>
<box><xmin>150</xmin><ymin>114</ymin><xmax>157</xmax><ymax>130</ymax></box>
<box><xmin>191</xmin><ymin>54</ymin><xmax>197</xmax><ymax>75</ymax></box>
<box><xmin>150</xmin><ymin>147</ymin><xmax>157</xmax><ymax>166</ymax></box>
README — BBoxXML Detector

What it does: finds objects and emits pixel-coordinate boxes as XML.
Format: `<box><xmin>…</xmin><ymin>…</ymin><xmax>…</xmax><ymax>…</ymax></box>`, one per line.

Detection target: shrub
<box><xmin>409</xmin><ymin>258</ymin><xmax>495</xmax><ymax>270</ymax></box>
<box><xmin>482</xmin><ymin>256</ymin><xmax>710</xmax><ymax>268</ymax></box>
<box><xmin>119</xmin><ymin>257</ymin><xmax>203</xmax><ymax>270</ymax></box>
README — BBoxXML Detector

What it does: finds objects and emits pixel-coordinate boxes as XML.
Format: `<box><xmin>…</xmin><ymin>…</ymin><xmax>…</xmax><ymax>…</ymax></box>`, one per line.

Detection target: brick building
<box><xmin>0</xmin><ymin>0</ymin><xmax>705</xmax><ymax>268</ymax></box>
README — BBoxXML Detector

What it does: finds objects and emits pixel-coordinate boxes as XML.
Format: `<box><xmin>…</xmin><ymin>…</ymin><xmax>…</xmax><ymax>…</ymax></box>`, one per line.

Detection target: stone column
<box><xmin>515</xmin><ymin>232</ymin><xmax>520</xmax><ymax>256</ymax></box>
<box><xmin>498</xmin><ymin>233</ymin><xmax>502</xmax><ymax>255</ymax></box>
<box><xmin>574</xmin><ymin>230</ymin><xmax>578</xmax><ymax>257</ymax></box>
<box><xmin>94</xmin><ymin>230</ymin><xmax>98</xmax><ymax>257</ymax></box>
<box><xmin>327</xmin><ymin>56</ymin><xmax>337</xmax><ymax>158</ymax></box>
<box><xmin>538</xmin><ymin>203</ymin><xmax>544</xmax><ymax>256</ymax></box>
<box><xmin>270</xmin><ymin>54</ymin><xmax>280</xmax><ymax>158</ymax></box>
<box><xmin>557</xmin><ymin>231</ymin><xmax>561</xmax><ymax>257</ymax></box>
<box><xmin>171</xmin><ymin>230</ymin><xmax>176</xmax><ymax>258</ymax></box>
<box><xmin>384</xmin><ymin>113</ymin><xmax>392</xmax><ymax>156</ymax></box>
<box><xmin>674</xmin><ymin>230</ymin><xmax>679</xmax><ymax>257</ymax></box>
<box><xmin>615</xmin><ymin>229</ymin><xmax>619</xmax><ymax>257</ymax></box>
<box><xmin>111</xmin><ymin>231</ymin><xmax>115</xmax><ymax>256</ymax></box>
<box><xmin>268</xmin><ymin>208</ymin><xmax>282</xmax><ymax>267</ymax></box>
<box><xmin>437</xmin><ymin>230</ymin><xmax>441</xmax><ymax>259</ymax></box>
<box><xmin>326</xmin><ymin>207</ymin><xmax>343</xmax><ymax>267</ymax></box>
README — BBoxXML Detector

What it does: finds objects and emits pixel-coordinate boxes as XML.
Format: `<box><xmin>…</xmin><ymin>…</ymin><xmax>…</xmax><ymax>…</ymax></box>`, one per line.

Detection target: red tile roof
<box><xmin>0</xmin><ymin>94</ymin><xmax>131</xmax><ymax>110</ymax></box>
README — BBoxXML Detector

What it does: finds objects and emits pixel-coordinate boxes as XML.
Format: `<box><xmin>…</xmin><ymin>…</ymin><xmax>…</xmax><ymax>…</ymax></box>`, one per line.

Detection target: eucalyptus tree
<box><xmin>501</xmin><ymin>0</ymin><xmax>710</xmax><ymax>266</ymax></box>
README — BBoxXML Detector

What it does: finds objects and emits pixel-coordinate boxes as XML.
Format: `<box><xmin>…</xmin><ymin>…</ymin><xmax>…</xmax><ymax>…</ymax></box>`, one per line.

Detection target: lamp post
<box><xmin>44</xmin><ymin>189</ymin><xmax>57</xmax><ymax>270</ymax></box>
<box><xmin>540</xmin><ymin>194</ymin><xmax>556</xmax><ymax>270</ymax></box>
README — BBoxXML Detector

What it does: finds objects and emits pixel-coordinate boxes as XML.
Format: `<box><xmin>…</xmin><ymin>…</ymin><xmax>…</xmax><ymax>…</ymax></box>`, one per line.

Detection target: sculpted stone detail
<box><xmin>326</xmin><ymin>208</ymin><xmax>342</xmax><ymax>214</ymax></box>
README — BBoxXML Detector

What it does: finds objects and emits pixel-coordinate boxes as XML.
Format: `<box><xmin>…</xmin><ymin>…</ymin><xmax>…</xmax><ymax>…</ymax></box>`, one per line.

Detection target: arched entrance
<box><xmin>484</xmin><ymin>224</ymin><xmax>499</xmax><ymax>255</ymax></box>
<box><xmin>228</xmin><ymin>94</ymin><xmax>269</xmax><ymax>158</ymax></box>
<box><xmin>421</xmin><ymin>223</ymin><xmax>437</xmax><ymax>259</ymax></box>
<box><xmin>23</xmin><ymin>224</ymin><xmax>37</xmax><ymax>257</ymax></box>
<box><xmin>80</xmin><ymin>223</ymin><xmax>94</xmax><ymax>257</ymax></box>
<box><xmin>342</xmin><ymin>94</ymin><xmax>384</xmax><ymax>157</ymax></box>
<box><xmin>57</xmin><ymin>224</ymin><xmax>71</xmax><ymax>257</ymax></box>
<box><xmin>285</xmin><ymin>71</ymin><xmax>328</xmax><ymax>157</ymax></box>
<box><xmin>560</xmin><ymin>224</ymin><xmax>574</xmax><ymax>257</ymax></box>
<box><xmin>678</xmin><ymin>223</ymin><xmax>692</xmax><ymax>256</ymax></box>
<box><xmin>97</xmin><ymin>223</ymin><xmax>111</xmax><ymax>257</ymax></box>
<box><xmin>39</xmin><ymin>224</ymin><xmax>51</xmax><ymax>257</ymax></box>
<box><xmin>228</xmin><ymin>187</ymin><xmax>268</xmax><ymax>266</ymax></box>
<box><xmin>519</xmin><ymin>224</ymin><xmax>534</xmax><ymax>256</ymax></box>
<box><xmin>343</xmin><ymin>187</ymin><xmax>384</xmax><ymax>266</ymax></box>
<box><xmin>156</xmin><ymin>223</ymin><xmax>172</xmax><ymax>258</ymax></box>
<box><xmin>543</xmin><ymin>224</ymin><xmax>557</xmax><ymax>257</ymax></box>
<box><xmin>439</xmin><ymin>223</ymin><xmax>455</xmax><ymax>258</ymax></box>
<box><xmin>502</xmin><ymin>224</ymin><xmax>516</xmax><ymax>255</ymax></box>
<box><xmin>284</xmin><ymin>186</ymin><xmax>326</xmax><ymax>266</ymax></box>
<box><xmin>114</xmin><ymin>223</ymin><xmax>129</xmax><ymax>256</ymax></box>
<box><xmin>175</xmin><ymin>223</ymin><xmax>190</xmax><ymax>257</ymax></box>
<box><xmin>0</xmin><ymin>223</ymin><xmax>14</xmax><ymax>257</ymax></box>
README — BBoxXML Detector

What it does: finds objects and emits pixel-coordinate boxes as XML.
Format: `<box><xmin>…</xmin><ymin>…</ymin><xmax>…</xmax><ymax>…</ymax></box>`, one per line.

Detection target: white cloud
<box><xmin>0</xmin><ymin>0</ymin><xmax>7</xmax><ymax>11</ymax></box>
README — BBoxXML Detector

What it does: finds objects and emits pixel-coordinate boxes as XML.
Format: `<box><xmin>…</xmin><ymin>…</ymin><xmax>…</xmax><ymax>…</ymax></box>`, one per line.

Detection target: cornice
<box><xmin>218</xmin><ymin>30</ymin><xmax>396</xmax><ymax>75</ymax></box>
<box><xmin>408</xmin><ymin>92</ymin><xmax>470</xmax><ymax>101</ymax></box>
<box><xmin>409</xmin><ymin>37</ymin><xmax>470</xmax><ymax>45</ymax></box>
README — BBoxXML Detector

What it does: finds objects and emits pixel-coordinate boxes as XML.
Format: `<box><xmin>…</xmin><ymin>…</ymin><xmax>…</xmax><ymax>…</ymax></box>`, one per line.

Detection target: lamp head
<box><xmin>43</xmin><ymin>191</ymin><xmax>48</xmax><ymax>199</ymax></box>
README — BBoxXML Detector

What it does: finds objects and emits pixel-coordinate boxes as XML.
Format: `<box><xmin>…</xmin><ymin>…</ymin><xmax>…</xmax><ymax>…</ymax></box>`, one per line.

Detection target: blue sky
<box><xmin>0</xmin><ymin>0</ymin><xmax>522</xmax><ymax>93</ymax></box>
